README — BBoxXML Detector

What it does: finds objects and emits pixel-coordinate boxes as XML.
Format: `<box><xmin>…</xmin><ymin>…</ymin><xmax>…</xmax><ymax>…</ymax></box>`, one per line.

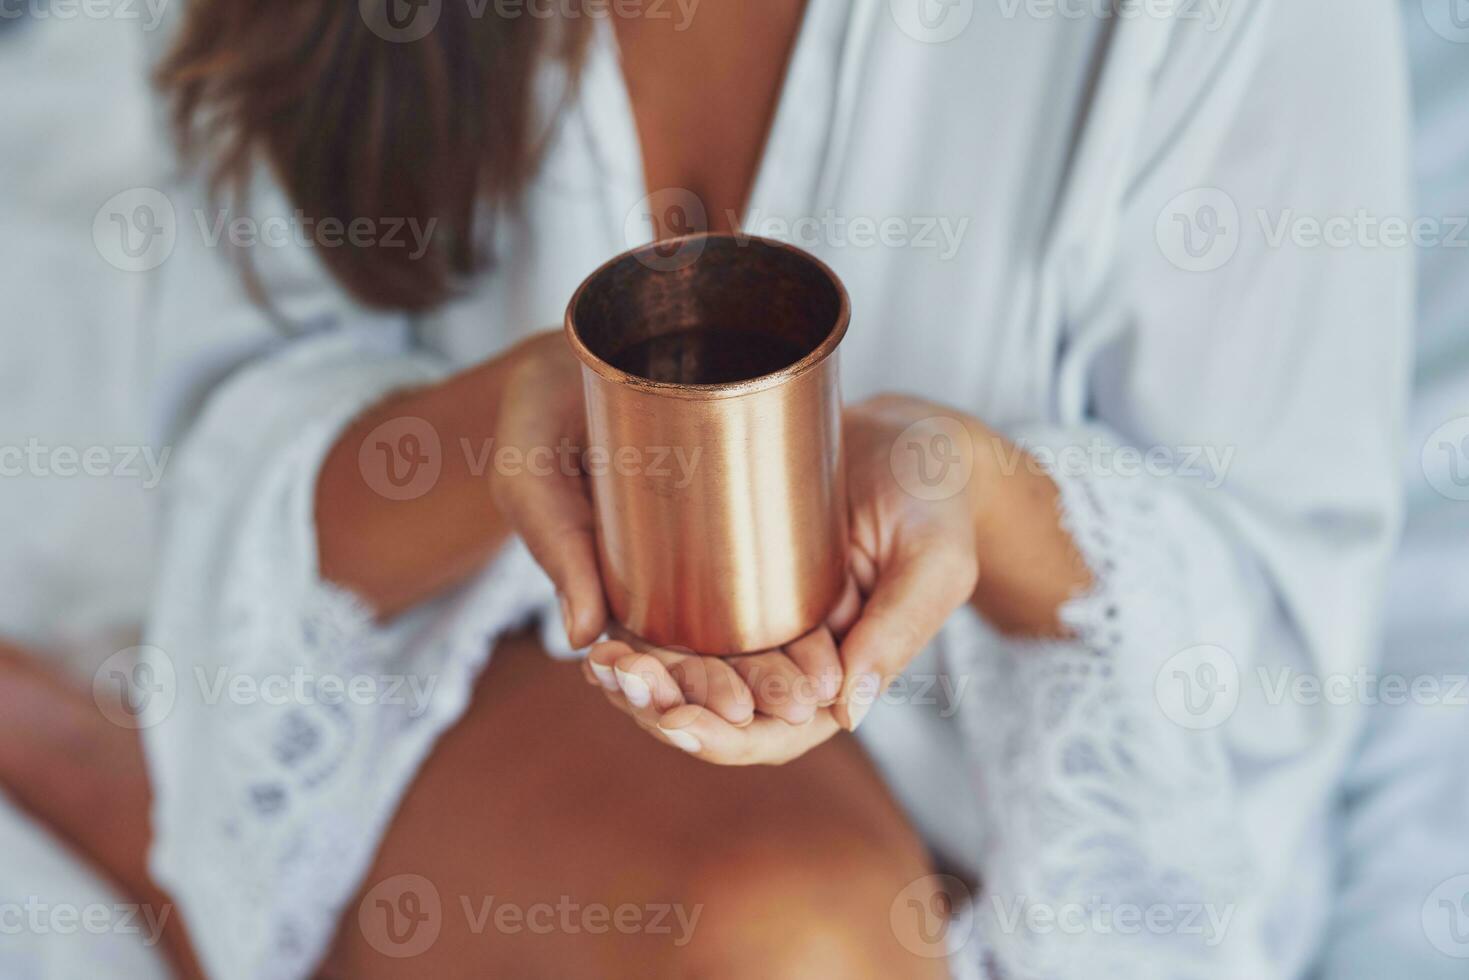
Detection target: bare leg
<box><xmin>0</xmin><ymin>645</ymin><xmax>204</xmax><ymax>979</ymax></box>
<box><xmin>324</xmin><ymin>634</ymin><xmax>949</xmax><ymax>979</ymax></box>
<box><xmin>0</xmin><ymin>639</ymin><xmax>949</xmax><ymax>979</ymax></box>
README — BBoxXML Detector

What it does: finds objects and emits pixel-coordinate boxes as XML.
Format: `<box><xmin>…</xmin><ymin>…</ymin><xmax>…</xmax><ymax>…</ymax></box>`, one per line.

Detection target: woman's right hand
<box><xmin>488</xmin><ymin>330</ymin><xmax>609</xmax><ymax>648</ymax></box>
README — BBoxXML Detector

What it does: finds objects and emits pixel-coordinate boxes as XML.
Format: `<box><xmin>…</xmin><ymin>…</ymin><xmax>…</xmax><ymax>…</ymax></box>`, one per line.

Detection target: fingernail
<box><xmin>589</xmin><ymin>660</ymin><xmax>619</xmax><ymax>692</ymax></box>
<box><xmin>658</xmin><ymin>726</ymin><xmax>702</xmax><ymax>753</ymax></box>
<box><xmin>558</xmin><ymin>593</ymin><xmax>575</xmax><ymax>641</ymax></box>
<box><xmin>846</xmin><ymin>672</ymin><xmax>881</xmax><ymax>731</ymax></box>
<box><xmin>615</xmin><ymin>668</ymin><xmax>652</xmax><ymax>708</ymax></box>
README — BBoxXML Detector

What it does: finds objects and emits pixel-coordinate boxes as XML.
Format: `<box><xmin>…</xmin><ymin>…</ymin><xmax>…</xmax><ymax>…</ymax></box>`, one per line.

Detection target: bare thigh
<box><xmin>325</xmin><ymin>633</ymin><xmax>948</xmax><ymax>980</ymax></box>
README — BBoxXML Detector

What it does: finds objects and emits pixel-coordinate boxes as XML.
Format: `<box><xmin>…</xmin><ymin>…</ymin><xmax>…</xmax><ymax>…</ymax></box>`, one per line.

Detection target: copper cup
<box><xmin>565</xmin><ymin>233</ymin><xmax>850</xmax><ymax>655</ymax></box>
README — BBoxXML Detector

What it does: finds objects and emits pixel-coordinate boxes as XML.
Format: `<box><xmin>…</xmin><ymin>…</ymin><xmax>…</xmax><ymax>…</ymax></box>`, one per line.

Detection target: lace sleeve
<box><xmin>943</xmin><ymin>457</ymin><xmax>1262</xmax><ymax>980</ymax></box>
<box><xmin>141</xmin><ymin>329</ymin><xmax>560</xmax><ymax>980</ymax></box>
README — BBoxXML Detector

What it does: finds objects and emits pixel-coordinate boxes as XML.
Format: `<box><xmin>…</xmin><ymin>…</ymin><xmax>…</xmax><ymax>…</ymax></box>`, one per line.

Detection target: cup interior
<box><xmin>569</xmin><ymin>235</ymin><xmax>845</xmax><ymax>387</ymax></box>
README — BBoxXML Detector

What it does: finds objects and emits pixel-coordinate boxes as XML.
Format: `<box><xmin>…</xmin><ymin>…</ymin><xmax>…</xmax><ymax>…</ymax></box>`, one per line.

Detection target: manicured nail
<box><xmin>658</xmin><ymin>726</ymin><xmax>702</xmax><ymax>753</ymax></box>
<box><xmin>558</xmin><ymin>593</ymin><xmax>574</xmax><ymax>641</ymax></box>
<box><xmin>589</xmin><ymin>660</ymin><xmax>619</xmax><ymax>692</ymax></box>
<box><xmin>615</xmin><ymin>668</ymin><xmax>652</xmax><ymax>708</ymax></box>
<box><xmin>819</xmin><ymin>670</ymin><xmax>842</xmax><ymax>704</ymax></box>
<box><xmin>846</xmin><ymin>672</ymin><xmax>881</xmax><ymax>731</ymax></box>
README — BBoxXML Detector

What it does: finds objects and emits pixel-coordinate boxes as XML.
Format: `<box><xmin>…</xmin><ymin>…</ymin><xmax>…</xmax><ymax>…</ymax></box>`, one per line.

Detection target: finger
<box><xmin>825</xmin><ymin>572</ymin><xmax>863</xmax><ymax>640</ymax></box>
<box><xmin>585</xmin><ymin>640</ymin><xmax>630</xmax><ymax>692</ymax></box>
<box><xmin>728</xmin><ymin>652</ymin><xmax>818</xmax><ymax>725</ymax></box>
<box><xmin>654</xmin><ymin>704</ymin><xmax>842</xmax><ymax>766</ymax></box>
<box><xmin>490</xmin><ymin>377</ymin><xmax>605</xmax><ymax>648</ymax></box>
<box><xmin>491</xmin><ymin>471</ymin><xmax>604</xmax><ymax>647</ymax></box>
<box><xmin>834</xmin><ymin>540</ymin><xmax>978</xmax><ymax>732</ymax></box>
<box><xmin>601</xmin><ymin>630</ymin><xmax>755</xmax><ymax>727</ymax></box>
<box><xmin>663</xmin><ymin>655</ymin><xmax>756</xmax><ymax>728</ymax></box>
<box><xmin>783</xmin><ymin>626</ymin><xmax>843</xmax><ymax>706</ymax></box>
<box><xmin>612</xmin><ymin>652</ymin><xmax>684</xmax><ymax>714</ymax></box>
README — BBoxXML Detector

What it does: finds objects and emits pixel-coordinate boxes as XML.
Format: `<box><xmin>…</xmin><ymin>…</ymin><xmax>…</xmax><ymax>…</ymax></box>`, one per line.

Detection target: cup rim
<box><xmin>564</xmin><ymin>232</ymin><xmax>850</xmax><ymax>400</ymax></box>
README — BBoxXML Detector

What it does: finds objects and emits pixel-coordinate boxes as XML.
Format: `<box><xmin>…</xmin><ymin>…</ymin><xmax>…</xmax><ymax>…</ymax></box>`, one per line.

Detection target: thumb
<box><xmin>493</xmin><ymin>465</ymin><xmax>606</xmax><ymax>647</ymax></box>
<box><xmin>833</xmin><ymin>539</ymin><xmax>977</xmax><ymax>731</ymax></box>
<box><xmin>490</xmin><ymin>356</ymin><xmax>607</xmax><ymax>647</ymax></box>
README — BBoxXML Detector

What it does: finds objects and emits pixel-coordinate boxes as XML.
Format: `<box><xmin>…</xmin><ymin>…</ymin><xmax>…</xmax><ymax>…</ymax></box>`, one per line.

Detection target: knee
<box><xmin>671</xmin><ymin>837</ymin><xmax>945</xmax><ymax>980</ymax></box>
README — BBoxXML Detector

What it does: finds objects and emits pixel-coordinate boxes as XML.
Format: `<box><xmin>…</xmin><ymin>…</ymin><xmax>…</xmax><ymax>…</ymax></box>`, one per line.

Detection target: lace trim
<box><xmin>147</xmin><ymin>353</ymin><xmax>557</xmax><ymax>980</ymax></box>
<box><xmin>946</xmin><ymin>468</ymin><xmax>1253</xmax><ymax>979</ymax></box>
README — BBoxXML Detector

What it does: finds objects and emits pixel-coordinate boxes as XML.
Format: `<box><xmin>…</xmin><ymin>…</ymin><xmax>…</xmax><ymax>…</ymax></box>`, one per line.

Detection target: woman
<box><xmin>16</xmin><ymin>0</ymin><xmax>1412</xmax><ymax>977</ymax></box>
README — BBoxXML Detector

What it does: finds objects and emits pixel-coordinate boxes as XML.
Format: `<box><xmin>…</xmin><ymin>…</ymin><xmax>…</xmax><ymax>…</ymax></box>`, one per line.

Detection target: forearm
<box><xmin>315</xmin><ymin>346</ymin><xmax>523</xmax><ymax>619</ymax></box>
<box><xmin>967</xmin><ymin>430</ymin><xmax>1092</xmax><ymax>637</ymax></box>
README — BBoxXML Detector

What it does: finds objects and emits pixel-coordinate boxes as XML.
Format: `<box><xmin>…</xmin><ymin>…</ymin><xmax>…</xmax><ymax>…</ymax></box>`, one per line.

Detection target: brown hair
<box><xmin>158</xmin><ymin>1</ymin><xmax>589</xmax><ymax>311</ymax></box>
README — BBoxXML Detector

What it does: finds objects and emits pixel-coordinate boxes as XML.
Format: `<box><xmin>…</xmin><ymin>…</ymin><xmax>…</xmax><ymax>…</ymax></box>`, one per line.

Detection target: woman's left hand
<box><xmin>584</xmin><ymin>393</ymin><xmax>992</xmax><ymax>762</ymax></box>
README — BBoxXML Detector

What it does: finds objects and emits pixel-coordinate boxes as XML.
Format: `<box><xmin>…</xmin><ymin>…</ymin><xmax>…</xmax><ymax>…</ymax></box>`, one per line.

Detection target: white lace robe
<box><xmin>141</xmin><ymin>1</ymin><xmax>1413</xmax><ymax>977</ymax></box>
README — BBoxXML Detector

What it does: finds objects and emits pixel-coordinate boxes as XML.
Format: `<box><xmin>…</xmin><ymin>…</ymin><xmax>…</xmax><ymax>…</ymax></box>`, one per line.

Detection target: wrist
<box><xmin>964</xmin><ymin>427</ymin><xmax>1092</xmax><ymax>637</ymax></box>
